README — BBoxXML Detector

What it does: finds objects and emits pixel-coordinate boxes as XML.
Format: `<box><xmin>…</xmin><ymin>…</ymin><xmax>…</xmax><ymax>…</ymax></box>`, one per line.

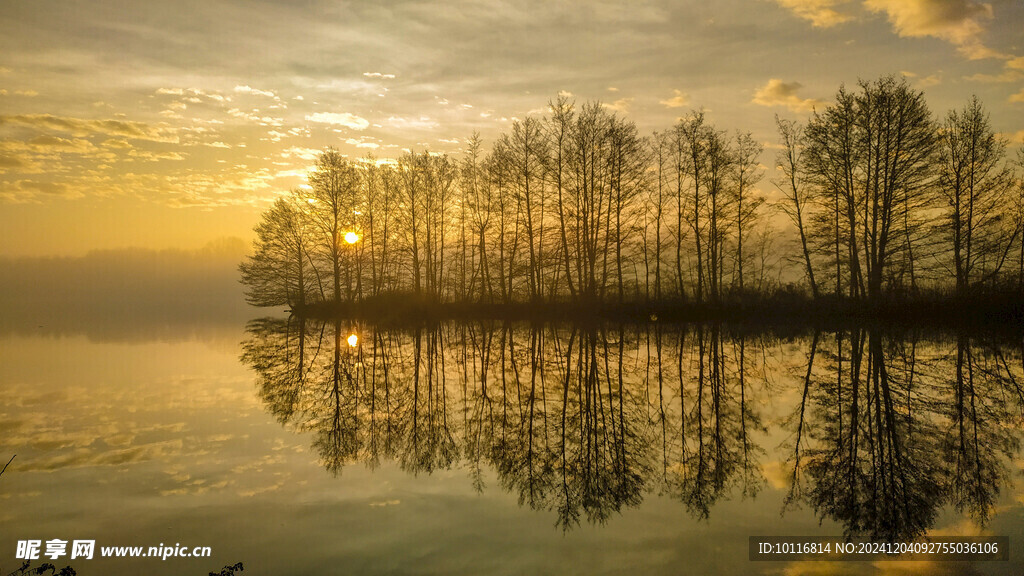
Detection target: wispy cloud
<box><xmin>602</xmin><ymin>97</ymin><xmax>634</xmax><ymax>113</ymax></box>
<box><xmin>774</xmin><ymin>0</ymin><xmax>853</xmax><ymax>27</ymax></box>
<box><xmin>305</xmin><ymin>112</ymin><xmax>370</xmax><ymax>130</ymax></box>
<box><xmin>659</xmin><ymin>89</ymin><xmax>690</xmax><ymax>108</ymax></box>
<box><xmin>0</xmin><ymin>114</ymin><xmax>178</xmax><ymax>142</ymax></box>
<box><xmin>752</xmin><ymin>79</ymin><xmax>824</xmax><ymax>112</ymax></box>
<box><xmin>901</xmin><ymin>70</ymin><xmax>942</xmax><ymax>88</ymax></box>
<box><xmin>227</xmin><ymin>108</ymin><xmax>283</xmax><ymax>127</ymax></box>
<box><xmin>234</xmin><ymin>85</ymin><xmax>279</xmax><ymax>99</ymax></box>
<box><xmin>362</xmin><ymin>72</ymin><xmax>396</xmax><ymax>79</ymax></box>
<box><xmin>385</xmin><ymin>116</ymin><xmax>438</xmax><ymax>130</ymax></box>
<box><xmin>345</xmin><ymin>138</ymin><xmax>379</xmax><ymax>149</ymax></box>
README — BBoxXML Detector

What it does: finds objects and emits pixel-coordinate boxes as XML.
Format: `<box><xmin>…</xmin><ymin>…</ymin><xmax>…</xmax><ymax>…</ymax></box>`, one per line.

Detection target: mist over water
<box><xmin>0</xmin><ymin>239</ymin><xmax>254</xmax><ymax>341</ymax></box>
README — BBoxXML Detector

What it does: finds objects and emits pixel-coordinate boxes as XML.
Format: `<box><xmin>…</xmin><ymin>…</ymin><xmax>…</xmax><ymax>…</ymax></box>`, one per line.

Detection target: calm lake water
<box><xmin>1</xmin><ymin>316</ymin><xmax>1022</xmax><ymax>575</ymax></box>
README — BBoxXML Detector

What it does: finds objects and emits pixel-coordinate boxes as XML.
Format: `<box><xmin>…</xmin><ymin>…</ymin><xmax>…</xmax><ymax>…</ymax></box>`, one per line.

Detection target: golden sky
<box><xmin>1</xmin><ymin>0</ymin><xmax>1022</xmax><ymax>256</ymax></box>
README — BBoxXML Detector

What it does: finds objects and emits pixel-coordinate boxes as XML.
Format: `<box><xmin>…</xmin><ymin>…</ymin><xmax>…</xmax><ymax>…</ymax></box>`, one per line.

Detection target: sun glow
<box><xmin>343</xmin><ymin>231</ymin><xmax>359</xmax><ymax>244</ymax></box>
<box><xmin>347</xmin><ymin>333</ymin><xmax>358</xmax><ymax>347</ymax></box>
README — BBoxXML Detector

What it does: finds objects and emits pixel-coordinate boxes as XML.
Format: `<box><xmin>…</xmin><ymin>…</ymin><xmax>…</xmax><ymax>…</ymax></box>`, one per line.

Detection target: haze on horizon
<box><xmin>1</xmin><ymin>0</ymin><xmax>1022</xmax><ymax>257</ymax></box>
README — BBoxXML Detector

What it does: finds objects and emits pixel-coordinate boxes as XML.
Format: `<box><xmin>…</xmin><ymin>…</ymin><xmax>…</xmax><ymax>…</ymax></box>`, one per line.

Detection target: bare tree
<box><xmin>731</xmin><ymin>131</ymin><xmax>764</xmax><ymax>294</ymax></box>
<box><xmin>775</xmin><ymin>116</ymin><xmax>819</xmax><ymax>298</ymax></box>
<box><xmin>309</xmin><ymin>149</ymin><xmax>361</xmax><ymax>302</ymax></box>
<box><xmin>240</xmin><ymin>193</ymin><xmax>318</xmax><ymax>307</ymax></box>
<box><xmin>938</xmin><ymin>96</ymin><xmax>1018</xmax><ymax>297</ymax></box>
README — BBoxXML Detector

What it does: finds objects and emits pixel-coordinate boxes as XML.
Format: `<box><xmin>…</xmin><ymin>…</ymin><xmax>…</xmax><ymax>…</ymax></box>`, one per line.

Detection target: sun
<box><xmin>347</xmin><ymin>333</ymin><xmax>358</xmax><ymax>347</ymax></box>
<box><xmin>343</xmin><ymin>231</ymin><xmax>359</xmax><ymax>244</ymax></box>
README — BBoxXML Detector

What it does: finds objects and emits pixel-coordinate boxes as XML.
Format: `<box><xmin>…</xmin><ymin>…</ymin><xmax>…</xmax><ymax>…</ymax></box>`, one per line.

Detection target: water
<box><xmin>1</xmin><ymin>317</ymin><xmax>1022</xmax><ymax>575</ymax></box>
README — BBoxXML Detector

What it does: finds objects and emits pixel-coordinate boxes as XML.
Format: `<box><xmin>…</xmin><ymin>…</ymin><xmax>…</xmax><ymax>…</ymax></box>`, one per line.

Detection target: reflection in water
<box><xmin>241</xmin><ymin>319</ymin><xmax>1024</xmax><ymax>538</ymax></box>
<box><xmin>786</xmin><ymin>329</ymin><xmax>1024</xmax><ymax>541</ymax></box>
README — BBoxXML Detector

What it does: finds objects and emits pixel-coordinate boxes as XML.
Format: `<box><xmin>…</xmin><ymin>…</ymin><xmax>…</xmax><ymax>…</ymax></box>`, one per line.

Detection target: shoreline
<box><xmin>280</xmin><ymin>295</ymin><xmax>1024</xmax><ymax>330</ymax></box>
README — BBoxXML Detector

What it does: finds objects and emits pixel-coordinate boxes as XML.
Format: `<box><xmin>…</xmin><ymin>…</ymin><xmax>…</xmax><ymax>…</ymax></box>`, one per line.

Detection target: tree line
<box><xmin>241</xmin><ymin>75</ymin><xmax>1024</xmax><ymax>308</ymax></box>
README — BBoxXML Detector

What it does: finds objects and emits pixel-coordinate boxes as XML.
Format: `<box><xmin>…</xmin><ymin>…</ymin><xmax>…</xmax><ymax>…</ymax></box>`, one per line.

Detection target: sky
<box><xmin>1</xmin><ymin>0</ymin><xmax>1022</xmax><ymax>257</ymax></box>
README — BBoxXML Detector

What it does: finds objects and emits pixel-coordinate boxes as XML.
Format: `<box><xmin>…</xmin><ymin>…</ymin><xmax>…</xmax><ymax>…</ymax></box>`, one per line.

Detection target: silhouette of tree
<box><xmin>308</xmin><ymin>149</ymin><xmax>361</xmax><ymax>302</ymax></box>
<box><xmin>239</xmin><ymin>194</ymin><xmax>317</xmax><ymax>307</ymax></box>
<box><xmin>731</xmin><ymin>131</ymin><xmax>765</xmax><ymax>295</ymax></box>
<box><xmin>801</xmin><ymin>77</ymin><xmax>937</xmax><ymax>300</ymax></box>
<box><xmin>775</xmin><ymin>116</ymin><xmax>819</xmax><ymax>298</ymax></box>
<box><xmin>937</xmin><ymin>96</ymin><xmax>1019</xmax><ymax>297</ymax></box>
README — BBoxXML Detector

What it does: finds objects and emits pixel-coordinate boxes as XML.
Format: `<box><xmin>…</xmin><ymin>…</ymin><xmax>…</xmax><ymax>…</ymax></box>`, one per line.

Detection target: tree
<box><xmin>500</xmin><ymin>117</ymin><xmax>548</xmax><ymax>301</ymax></box>
<box><xmin>801</xmin><ymin>76</ymin><xmax>936</xmax><ymax>300</ymax></box>
<box><xmin>308</xmin><ymin>149</ymin><xmax>361</xmax><ymax>302</ymax></box>
<box><xmin>239</xmin><ymin>193</ymin><xmax>317</xmax><ymax>307</ymax></box>
<box><xmin>675</xmin><ymin>111</ymin><xmax>708</xmax><ymax>301</ymax></box>
<box><xmin>937</xmin><ymin>96</ymin><xmax>1018</xmax><ymax>297</ymax></box>
<box><xmin>606</xmin><ymin>114</ymin><xmax>648</xmax><ymax>302</ymax></box>
<box><xmin>775</xmin><ymin>116</ymin><xmax>819</xmax><ymax>298</ymax></box>
<box><xmin>461</xmin><ymin>133</ymin><xmax>494</xmax><ymax>302</ymax></box>
<box><xmin>546</xmin><ymin>95</ymin><xmax>577</xmax><ymax>300</ymax></box>
<box><xmin>732</xmin><ymin>131</ymin><xmax>764</xmax><ymax>294</ymax></box>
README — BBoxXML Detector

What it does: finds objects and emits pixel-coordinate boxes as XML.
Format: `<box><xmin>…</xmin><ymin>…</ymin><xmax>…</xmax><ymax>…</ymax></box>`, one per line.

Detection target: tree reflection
<box><xmin>784</xmin><ymin>327</ymin><xmax>1023</xmax><ymax>541</ymax></box>
<box><xmin>242</xmin><ymin>319</ymin><xmax>1023</xmax><ymax>534</ymax></box>
<box><xmin>941</xmin><ymin>334</ymin><xmax>1023</xmax><ymax>525</ymax></box>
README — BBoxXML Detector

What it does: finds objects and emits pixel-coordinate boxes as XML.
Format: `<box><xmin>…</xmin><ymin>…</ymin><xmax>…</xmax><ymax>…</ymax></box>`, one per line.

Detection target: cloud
<box><xmin>345</xmin><ymin>138</ymin><xmax>379</xmax><ymax>149</ymax></box>
<box><xmin>233</xmin><ymin>85</ymin><xmax>278</xmax><ymax>99</ymax></box>
<box><xmin>774</xmin><ymin>0</ymin><xmax>853</xmax><ymax>27</ymax></box>
<box><xmin>156</xmin><ymin>87</ymin><xmax>231</xmax><ymax>103</ymax></box>
<box><xmin>305</xmin><ymin>112</ymin><xmax>370</xmax><ymax>130</ymax></box>
<box><xmin>751</xmin><ymin>79</ymin><xmax>824</xmax><ymax>112</ymax></box>
<box><xmin>602</xmin><ymin>97</ymin><xmax>634</xmax><ymax>113</ymax></box>
<box><xmin>659</xmin><ymin>89</ymin><xmax>690</xmax><ymax>108</ymax></box>
<box><xmin>28</xmin><ymin>135</ymin><xmax>98</xmax><ymax>153</ymax></box>
<box><xmin>227</xmin><ymin>108</ymin><xmax>283</xmax><ymax>127</ymax></box>
<box><xmin>1010</xmin><ymin>88</ymin><xmax>1024</xmax><ymax>104</ymax></box>
<box><xmin>776</xmin><ymin>0</ymin><xmax>1008</xmax><ymax>60</ymax></box>
<box><xmin>101</xmin><ymin>138</ymin><xmax>133</xmax><ymax>149</ymax></box>
<box><xmin>0</xmin><ymin>114</ymin><xmax>177</xmax><ymax>142</ymax></box>
<box><xmin>281</xmin><ymin>146</ymin><xmax>321</xmax><ymax>161</ymax></box>
<box><xmin>362</xmin><ymin>72</ymin><xmax>396</xmax><ymax>79</ymax></box>
<box><xmin>1004</xmin><ymin>130</ymin><xmax>1024</xmax><ymax>144</ymax></box>
<box><xmin>963</xmin><ymin>69</ymin><xmax>1022</xmax><ymax>83</ymax></box>
<box><xmin>0</xmin><ymin>154</ymin><xmax>39</xmax><ymax>174</ymax></box>
<box><xmin>385</xmin><ymin>116</ymin><xmax>438</xmax><ymax>130</ymax></box>
<box><xmin>128</xmin><ymin>149</ymin><xmax>185</xmax><ymax>161</ymax></box>
<box><xmin>863</xmin><ymin>0</ymin><xmax>999</xmax><ymax>59</ymax></box>
<box><xmin>901</xmin><ymin>70</ymin><xmax>942</xmax><ymax>88</ymax></box>
<box><xmin>9</xmin><ymin>179</ymin><xmax>82</xmax><ymax>200</ymax></box>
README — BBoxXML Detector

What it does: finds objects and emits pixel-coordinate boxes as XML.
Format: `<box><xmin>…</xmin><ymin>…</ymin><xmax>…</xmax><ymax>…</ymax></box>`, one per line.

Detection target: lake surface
<box><xmin>1</xmin><ymin>316</ymin><xmax>1022</xmax><ymax>575</ymax></box>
